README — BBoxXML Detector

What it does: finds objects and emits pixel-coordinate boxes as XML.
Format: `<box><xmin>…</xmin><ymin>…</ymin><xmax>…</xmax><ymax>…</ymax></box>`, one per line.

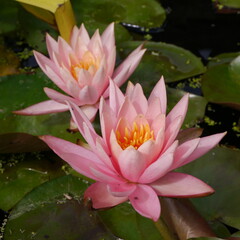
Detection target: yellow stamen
<box><xmin>116</xmin><ymin>121</ymin><xmax>154</xmax><ymax>150</ymax></box>
<box><xmin>70</xmin><ymin>51</ymin><xmax>100</xmax><ymax>80</ymax></box>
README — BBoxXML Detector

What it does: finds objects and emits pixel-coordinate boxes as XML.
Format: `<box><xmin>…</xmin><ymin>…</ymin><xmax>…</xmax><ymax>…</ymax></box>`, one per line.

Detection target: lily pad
<box><xmin>178</xmin><ymin>147</ymin><xmax>240</xmax><ymax>230</ymax></box>
<box><xmin>3</xmin><ymin>175</ymin><xmax>117</xmax><ymax>240</ymax></box>
<box><xmin>98</xmin><ymin>202</ymin><xmax>164</xmax><ymax>240</ymax></box>
<box><xmin>202</xmin><ymin>53</ymin><xmax>240</xmax><ymax>109</ymax></box>
<box><xmin>0</xmin><ymin>151</ymin><xmax>64</xmax><ymax>211</ymax></box>
<box><xmin>0</xmin><ymin>0</ymin><xmax>19</xmax><ymax>34</ymax></box>
<box><xmin>167</xmin><ymin>88</ymin><xmax>207</xmax><ymax>128</ymax></box>
<box><xmin>72</xmin><ymin>0</ymin><xmax>166</xmax><ymax>29</ymax></box>
<box><xmin>118</xmin><ymin>41</ymin><xmax>206</xmax><ymax>85</ymax></box>
<box><xmin>0</xmin><ymin>71</ymin><xmax>81</xmax><ymax>142</ymax></box>
<box><xmin>217</xmin><ymin>0</ymin><xmax>240</xmax><ymax>9</ymax></box>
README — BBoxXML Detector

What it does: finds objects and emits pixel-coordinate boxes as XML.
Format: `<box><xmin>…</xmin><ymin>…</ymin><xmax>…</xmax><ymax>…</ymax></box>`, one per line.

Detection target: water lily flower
<box><xmin>40</xmin><ymin>77</ymin><xmax>226</xmax><ymax>221</ymax></box>
<box><xmin>14</xmin><ymin>23</ymin><xmax>145</xmax><ymax>120</ymax></box>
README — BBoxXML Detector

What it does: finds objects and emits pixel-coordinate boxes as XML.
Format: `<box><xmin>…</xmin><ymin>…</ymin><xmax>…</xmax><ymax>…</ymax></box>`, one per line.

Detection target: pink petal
<box><xmin>13</xmin><ymin>100</ymin><xmax>68</xmax><ymax>115</ymax></box>
<box><xmin>40</xmin><ymin>135</ymin><xmax>99</xmax><ymax>179</ymax></box>
<box><xmin>78</xmin><ymin>23</ymin><xmax>90</xmax><ymax>46</ymax></box>
<box><xmin>166</xmin><ymin>93</ymin><xmax>189</xmax><ymax>129</ymax></box>
<box><xmin>44</xmin><ymin>87</ymin><xmax>81</xmax><ymax>105</ymax></box>
<box><xmin>129</xmin><ymin>184</ymin><xmax>161</xmax><ymax>221</ymax></box>
<box><xmin>113</xmin><ymin>47</ymin><xmax>146</xmax><ymax>87</ymax></box>
<box><xmin>113</xmin><ymin>49</ymin><xmax>146</xmax><ymax>86</ymax></box>
<box><xmin>84</xmin><ymin>182</ymin><xmax>128</xmax><ymax>208</ymax></box>
<box><xmin>33</xmin><ymin>51</ymin><xmax>66</xmax><ymax>91</ymax></box>
<box><xmin>118</xmin><ymin>147</ymin><xmax>146</xmax><ymax>182</ymax></box>
<box><xmin>67</xmin><ymin>101</ymin><xmax>98</xmax><ymax>148</ymax></box>
<box><xmin>46</xmin><ymin>33</ymin><xmax>59</xmax><ymax>59</ymax></box>
<box><xmin>95</xmin><ymin>138</ymin><xmax>115</xmax><ymax>171</ymax></box>
<box><xmin>138</xmin><ymin>141</ymin><xmax>178</xmax><ymax>184</ymax></box>
<box><xmin>148</xmin><ymin>76</ymin><xmax>167</xmax><ymax>114</ymax></box>
<box><xmin>88</xmin><ymin>29</ymin><xmax>104</xmax><ymax>58</ymax></box>
<box><xmin>118</xmin><ymin>97</ymin><xmax>138</xmax><ymax>123</ymax></box>
<box><xmin>101</xmin><ymin>22</ymin><xmax>115</xmax><ymax>56</ymax></box>
<box><xmin>77</xmin><ymin>68</ymin><xmax>92</xmax><ymax>87</ymax></box>
<box><xmin>150</xmin><ymin>113</ymin><xmax>165</xmax><ymax>138</ymax></box>
<box><xmin>177</xmin><ymin>132</ymin><xmax>226</xmax><ymax>168</ymax></box>
<box><xmin>105</xmin><ymin>46</ymin><xmax>116</xmax><ymax>77</ymax></box>
<box><xmin>109</xmin><ymin>131</ymin><xmax>123</xmax><ymax>171</ymax></box>
<box><xmin>171</xmin><ymin>138</ymin><xmax>200</xmax><ymax>170</ymax></box>
<box><xmin>58</xmin><ymin>37</ymin><xmax>73</xmax><ymax>68</ymax></box>
<box><xmin>78</xmin><ymin>85</ymin><xmax>99</xmax><ymax>105</ymax></box>
<box><xmin>125</xmin><ymin>81</ymin><xmax>134</xmax><ymax>96</ymax></box>
<box><xmin>99</xmin><ymin>98</ymin><xmax>117</xmax><ymax>146</ymax></box>
<box><xmin>80</xmin><ymin>104</ymin><xmax>99</xmax><ymax>122</ymax></box>
<box><xmin>108</xmin><ymin>182</ymin><xmax>136</xmax><ymax>197</ymax></box>
<box><xmin>137</xmin><ymin>139</ymin><xmax>160</xmax><ymax>166</ymax></box>
<box><xmin>146</xmin><ymin>97</ymin><xmax>162</xmax><ymax>122</ymax></box>
<box><xmin>151</xmin><ymin>172</ymin><xmax>214</xmax><ymax>197</ymax></box>
<box><xmin>109</xmin><ymin>80</ymin><xmax>125</xmax><ymax>115</ymax></box>
<box><xmin>70</xmin><ymin>25</ymin><xmax>80</xmax><ymax>50</ymax></box>
<box><xmin>91</xmin><ymin>61</ymin><xmax>108</xmax><ymax>93</ymax></box>
<box><xmin>162</xmin><ymin>116</ymin><xmax>182</xmax><ymax>152</ymax></box>
<box><xmin>90</xmin><ymin>165</ymin><xmax>123</xmax><ymax>184</ymax></box>
<box><xmin>128</xmin><ymin>83</ymin><xmax>148</xmax><ymax>114</ymax></box>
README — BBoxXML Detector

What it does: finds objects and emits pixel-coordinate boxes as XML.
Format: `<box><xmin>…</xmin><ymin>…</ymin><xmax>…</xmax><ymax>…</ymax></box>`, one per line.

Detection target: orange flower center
<box><xmin>116</xmin><ymin>122</ymin><xmax>154</xmax><ymax>150</ymax></box>
<box><xmin>70</xmin><ymin>51</ymin><xmax>100</xmax><ymax>80</ymax></box>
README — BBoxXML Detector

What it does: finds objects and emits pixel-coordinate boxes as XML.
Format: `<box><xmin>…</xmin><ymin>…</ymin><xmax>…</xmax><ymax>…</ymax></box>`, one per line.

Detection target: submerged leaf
<box><xmin>3</xmin><ymin>175</ymin><xmax>116</xmax><ymax>240</ymax></box>
<box><xmin>118</xmin><ymin>41</ymin><xmax>206</xmax><ymax>87</ymax></box>
<box><xmin>202</xmin><ymin>53</ymin><xmax>240</xmax><ymax>110</ymax></box>
<box><xmin>178</xmin><ymin>147</ymin><xmax>240</xmax><ymax>230</ymax></box>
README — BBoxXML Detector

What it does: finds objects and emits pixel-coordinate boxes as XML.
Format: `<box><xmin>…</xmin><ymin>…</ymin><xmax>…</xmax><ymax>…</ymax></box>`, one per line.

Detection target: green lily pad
<box><xmin>0</xmin><ymin>151</ymin><xmax>64</xmax><ymax>211</ymax></box>
<box><xmin>0</xmin><ymin>0</ymin><xmax>19</xmax><ymax>34</ymax></box>
<box><xmin>118</xmin><ymin>41</ymin><xmax>206</xmax><ymax>85</ymax></box>
<box><xmin>167</xmin><ymin>88</ymin><xmax>207</xmax><ymax>128</ymax></box>
<box><xmin>72</xmin><ymin>0</ymin><xmax>166</xmax><ymax>29</ymax></box>
<box><xmin>3</xmin><ymin>175</ymin><xmax>117</xmax><ymax>240</ymax></box>
<box><xmin>98</xmin><ymin>202</ymin><xmax>164</xmax><ymax>240</ymax></box>
<box><xmin>202</xmin><ymin>53</ymin><xmax>240</xmax><ymax>109</ymax></box>
<box><xmin>217</xmin><ymin>0</ymin><xmax>240</xmax><ymax>8</ymax></box>
<box><xmin>178</xmin><ymin>147</ymin><xmax>240</xmax><ymax>230</ymax></box>
<box><xmin>0</xmin><ymin>71</ymin><xmax>81</xmax><ymax>142</ymax></box>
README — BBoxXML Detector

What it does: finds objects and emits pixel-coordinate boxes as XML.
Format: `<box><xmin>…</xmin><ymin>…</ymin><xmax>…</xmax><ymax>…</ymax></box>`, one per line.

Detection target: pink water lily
<box><xmin>14</xmin><ymin>23</ymin><xmax>145</xmax><ymax>120</ymax></box>
<box><xmin>40</xmin><ymin>77</ymin><xmax>225</xmax><ymax>221</ymax></box>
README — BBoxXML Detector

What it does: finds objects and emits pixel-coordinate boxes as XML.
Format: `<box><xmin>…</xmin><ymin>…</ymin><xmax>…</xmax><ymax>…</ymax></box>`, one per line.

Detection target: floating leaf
<box><xmin>4</xmin><ymin>175</ymin><xmax>117</xmax><ymax>240</ymax></box>
<box><xmin>99</xmin><ymin>202</ymin><xmax>164</xmax><ymax>240</ymax></box>
<box><xmin>178</xmin><ymin>147</ymin><xmax>240</xmax><ymax>230</ymax></box>
<box><xmin>217</xmin><ymin>0</ymin><xmax>240</xmax><ymax>9</ymax></box>
<box><xmin>0</xmin><ymin>0</ymin><xmax>19</xmax><ymax>34</ymax></box>
<box><xmin>118</xmin><ymin>41</ymin><xmax>206</xmax><ymax>85</ymax></box>
<box><xmin>0</xmin><ymin>152</ymin><xmax>64</xmax><ymax>211</ymax></box>
<box><xmin>72</xmin><ymin>0</ymin><xmax>166</xmax><ymax>28</ymax></box>
<box><xmin>0</xmin><ymin>71</ymin><xmax>81</xmax><ymax>142</ymax></box>
<box><xmin>202</xmin><ymin>53</ymin><xmax>240</xmax><ymax>110</ymax></box>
